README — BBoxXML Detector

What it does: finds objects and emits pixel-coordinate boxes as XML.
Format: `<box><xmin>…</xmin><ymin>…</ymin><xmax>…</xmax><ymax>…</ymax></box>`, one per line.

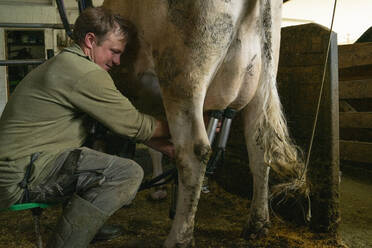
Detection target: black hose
<box><xmin>56</xmin><ymin>0</ymin><xmax>73</xmax><ymax>38</ymax></box>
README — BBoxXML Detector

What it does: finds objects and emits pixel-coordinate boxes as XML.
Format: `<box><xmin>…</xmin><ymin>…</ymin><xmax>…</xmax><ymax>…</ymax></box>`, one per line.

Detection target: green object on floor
<box><xmin>4</xmin><ymin>202</ymin><xmax>52</xmax><ymax>211</ymax></box>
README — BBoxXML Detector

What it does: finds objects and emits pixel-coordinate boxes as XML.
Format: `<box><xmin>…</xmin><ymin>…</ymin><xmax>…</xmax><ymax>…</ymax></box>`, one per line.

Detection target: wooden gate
<box><xmin>339</xmin><ymin>42</ymin><xmax>372</xmax><ymax>164</ymax></box>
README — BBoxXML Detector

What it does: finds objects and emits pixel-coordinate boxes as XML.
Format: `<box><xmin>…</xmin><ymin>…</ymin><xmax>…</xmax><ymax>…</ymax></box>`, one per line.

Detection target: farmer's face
<box><xmin>91</xmin><ymin>31</ymin><xmax>126</xmax><ymax>71</ymax></box>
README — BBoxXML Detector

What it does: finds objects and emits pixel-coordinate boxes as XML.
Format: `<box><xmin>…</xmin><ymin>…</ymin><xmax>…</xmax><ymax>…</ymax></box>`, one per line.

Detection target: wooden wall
<box><xmin>277</xmin><ymin>23</ymin><xmax>339</xmax><ymax>233</ymax></box>
<box><xmin>338</xmin><ymin>42</ymin><xmax>372</xmax><ymax>164</ymax></box>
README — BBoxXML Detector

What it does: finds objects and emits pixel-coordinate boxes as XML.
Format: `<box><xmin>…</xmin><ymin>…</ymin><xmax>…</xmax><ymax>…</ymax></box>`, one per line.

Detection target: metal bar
<box><xmin>33</xmin><ymin>213</ymin><xmax>43</xmax><ymax>248</ymax></box>
<box><xmin>0</xmin><ymin>23</ymin><xmax>72</xmax><ymax>29</ymax></box>
<box><xmin>0</xmin><ymin>59</ymin><xmax>45</xmax><ymax>66</ymax></box>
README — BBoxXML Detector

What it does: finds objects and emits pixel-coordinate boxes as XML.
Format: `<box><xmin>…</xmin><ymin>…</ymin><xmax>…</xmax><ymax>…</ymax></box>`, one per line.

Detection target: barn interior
<box><xmin>0</xmin><ymin>1</ymin><xmax>371</xmax><ymax>248</ymax></box>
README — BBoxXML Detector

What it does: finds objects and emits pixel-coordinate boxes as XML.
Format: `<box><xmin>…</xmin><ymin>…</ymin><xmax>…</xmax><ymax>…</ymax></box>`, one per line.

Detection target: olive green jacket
<box><xmin>0</xmin><ymin>44</ymin><xmax>157</xmax><ymax>208</ymax></box>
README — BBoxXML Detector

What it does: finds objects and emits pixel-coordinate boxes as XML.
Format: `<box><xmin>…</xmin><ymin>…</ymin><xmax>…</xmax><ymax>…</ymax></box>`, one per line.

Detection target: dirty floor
<box><xmin>339</xmin><ymin>163</ymin><xmax>372</xmax><ymax>248</ymax></box>
<box><xmin>0</xmin><ymin>147</ymin><xmax>368</xmax><ymax>248</ymax></box>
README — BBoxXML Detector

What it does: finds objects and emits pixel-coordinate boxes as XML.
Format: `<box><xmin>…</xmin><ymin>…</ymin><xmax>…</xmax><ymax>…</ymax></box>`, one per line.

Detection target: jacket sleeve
<box><xmin>69</xmin><ymin>69</ymin><xmax>157</xmax><ymax>142</ymax></box>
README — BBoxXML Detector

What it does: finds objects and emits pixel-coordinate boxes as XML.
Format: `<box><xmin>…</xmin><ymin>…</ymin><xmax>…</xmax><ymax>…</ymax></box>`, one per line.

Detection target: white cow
<box><xmin>104</xmin><ymin>0</ymin><xmax>307</xmax><ymax>247</ymax></box>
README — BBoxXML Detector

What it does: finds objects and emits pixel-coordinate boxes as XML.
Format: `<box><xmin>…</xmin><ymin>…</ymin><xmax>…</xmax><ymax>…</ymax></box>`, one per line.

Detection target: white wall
<box><xmin>0</xmin><ymin>3</ymin><xmax>57</xmax><ymax>24</ymax></box>
<box><xmin>282</xmin><ymin>0</ymin><xmax>372</xmax><ymax>44</ymax></box>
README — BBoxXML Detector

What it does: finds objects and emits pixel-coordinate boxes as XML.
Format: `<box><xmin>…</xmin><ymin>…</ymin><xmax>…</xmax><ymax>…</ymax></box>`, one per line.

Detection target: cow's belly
<box><xmin>204</xmin><ymin>23</ymin><xmax>261</xmax><ymax>111</ymax></box>
<box><xmin>105</xmin><ymin>0</ymin><xmax>260</xmax><ymax>113</ymax></box>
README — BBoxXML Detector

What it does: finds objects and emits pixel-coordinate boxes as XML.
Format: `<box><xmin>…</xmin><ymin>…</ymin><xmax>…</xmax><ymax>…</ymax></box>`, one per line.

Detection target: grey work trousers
<box><xmin>25</xmin><ymin>147</ymin><xmax>144</xmax><ymax>215</ymax></box>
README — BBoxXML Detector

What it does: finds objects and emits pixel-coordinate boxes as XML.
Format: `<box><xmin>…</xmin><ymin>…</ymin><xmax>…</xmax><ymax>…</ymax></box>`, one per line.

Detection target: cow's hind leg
<box><xmin>241</xmin><ymin>104</ymin><xmax>271</xmax><ymax>239</ymax></box>
<box><xmin>240</xmin><ymin>0</ymin><xmax>306</xmax><ymax>238</ymax></box>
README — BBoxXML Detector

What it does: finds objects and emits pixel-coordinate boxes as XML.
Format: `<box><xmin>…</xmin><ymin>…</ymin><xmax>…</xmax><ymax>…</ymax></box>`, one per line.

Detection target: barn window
<box><xmin>5</xmin><ymin>30</ymin><xmax>45</xmax><ymax>94</ymax></box>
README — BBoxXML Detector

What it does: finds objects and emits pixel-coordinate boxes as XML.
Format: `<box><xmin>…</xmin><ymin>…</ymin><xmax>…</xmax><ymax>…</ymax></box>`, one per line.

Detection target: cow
<box><xmin>103</xmin><ymin>0</ymin><xmax>307</xmax><ymax>247</ymax></box>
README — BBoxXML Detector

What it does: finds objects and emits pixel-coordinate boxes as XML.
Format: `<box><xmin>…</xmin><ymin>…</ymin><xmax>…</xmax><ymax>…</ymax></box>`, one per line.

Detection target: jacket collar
<box><xmin>63</xmin><ymin>43</ymin><xmax>92</xmax><ymax>61</ymax></box>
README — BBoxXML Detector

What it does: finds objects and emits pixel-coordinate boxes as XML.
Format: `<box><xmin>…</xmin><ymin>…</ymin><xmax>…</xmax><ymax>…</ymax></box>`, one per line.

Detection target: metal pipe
<box><xmin>0</xmin><ymin>59</ymin><xmax>45</xmax><ymax>66</ymax></box>
<box><xmin>56</xmin><ymin>0</ymin><xmax>73</xmax><ymax>38</ymax></box>
<box><xmin>206</xmin><ymin>110</ymin><xmax>223</xmax><ymax>144</ymax></box>
<box><xmin>217</xmin><ymin>108</ymin><xmax>236</xmax><ymax>148</ymax></box>
<box><xmin>0</xmin><ymin>23</ymin><xmax>71</xmax><ymax>29</ymax></box>
<box><xmin>217</xmin><ymin>118</ymin><xmax>232</xmax><ymax>149</ymax></box>
<box><xmin>206</xmin><ymin>118</ymin><xmax>219</xmax><ymax>144</ymax></box>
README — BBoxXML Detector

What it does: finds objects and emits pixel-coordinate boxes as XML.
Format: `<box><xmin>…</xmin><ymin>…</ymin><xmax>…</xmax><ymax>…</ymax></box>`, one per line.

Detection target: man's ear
<box><xmin>84</xmin><ymin>32</ymin><xmax>96</xmax><ymax>49</ymax></box>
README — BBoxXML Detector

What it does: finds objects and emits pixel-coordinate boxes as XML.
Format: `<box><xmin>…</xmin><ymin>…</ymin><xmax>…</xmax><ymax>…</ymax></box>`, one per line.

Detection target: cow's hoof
<box><xmin>241</xmin><ymin>220</ymin><xmax>271</xmax><ymax>240</ymax></box>
<box><xmin>149</xmin><ymin>186</ymin><xmax>167</xmax><ymax>201</ymax></box>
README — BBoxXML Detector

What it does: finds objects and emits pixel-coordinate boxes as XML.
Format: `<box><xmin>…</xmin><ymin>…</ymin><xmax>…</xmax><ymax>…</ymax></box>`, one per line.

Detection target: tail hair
<box><xmin>255</xmin><ymin>0</ymin><xmax>306</xmax><ymax>182</ymax></box>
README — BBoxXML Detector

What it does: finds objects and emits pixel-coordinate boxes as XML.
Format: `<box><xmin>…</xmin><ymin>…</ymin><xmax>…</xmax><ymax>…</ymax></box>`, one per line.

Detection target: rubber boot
<box><xmin>46</xmin><ymin>194</ymin><xmax>109</xmax><ymax>248</ymax></box>
<box><xmin>92</xmin><ymin>224</ymin><xmax>124</xmax><ymax>242</ymax></box>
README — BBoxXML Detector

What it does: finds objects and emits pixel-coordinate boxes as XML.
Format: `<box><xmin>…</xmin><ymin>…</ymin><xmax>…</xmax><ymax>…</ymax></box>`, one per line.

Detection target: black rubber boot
<box><xmin>92</xmin><ymin>224</ymin><xmax>124</xmax><ymax>242</ymax></box>
<box><xmin>46</xmin><ymin>194</ymin><xmax>109</xmax><ymax>248</ymax></box>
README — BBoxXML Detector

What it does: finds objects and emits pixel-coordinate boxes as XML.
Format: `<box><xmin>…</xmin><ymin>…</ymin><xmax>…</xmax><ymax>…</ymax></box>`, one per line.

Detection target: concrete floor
<box><xmin>339</xmin><ymin>163</ymin><xmax>372</xmax><ymax>248</ymax></box>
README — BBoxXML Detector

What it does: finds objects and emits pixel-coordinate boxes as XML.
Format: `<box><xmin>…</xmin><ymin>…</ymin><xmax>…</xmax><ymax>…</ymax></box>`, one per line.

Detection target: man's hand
<box><xmin>146</xmin><ymin>113</ymin><xmax>221</xmax><ymax>159</ymax></box>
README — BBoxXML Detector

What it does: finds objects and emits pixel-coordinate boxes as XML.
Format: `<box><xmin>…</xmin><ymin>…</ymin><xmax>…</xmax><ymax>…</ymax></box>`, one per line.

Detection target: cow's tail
<box><xmin>254</xmin><ymin>0</ymin><xmax>309</xmax><ymax>200</ymax></box>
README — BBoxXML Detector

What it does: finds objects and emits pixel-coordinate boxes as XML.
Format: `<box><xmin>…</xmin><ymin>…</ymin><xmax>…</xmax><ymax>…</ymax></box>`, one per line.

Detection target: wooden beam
<box><xmin>339</xmin><ymin>112</ymin><xmax>372</xmax><ymax>128</ymax></box>
<box><xmin>340</xmin><ymin>140</ymin><xmax>372</xmax><ymax>163</ymax></box>
<box><xmin>339</xmin><ymin>78</ymin><xmax>372</xmax><ymax>99</ymax></box>
<box><xmin>339</xmin><ymin>42</ymin><xmax>372</xmax><ymax>69</ymax></box>
<box><xmin>339</xmin><ymin>100</ymin><xmax>356</xmax><ymax>112</ymax></box>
